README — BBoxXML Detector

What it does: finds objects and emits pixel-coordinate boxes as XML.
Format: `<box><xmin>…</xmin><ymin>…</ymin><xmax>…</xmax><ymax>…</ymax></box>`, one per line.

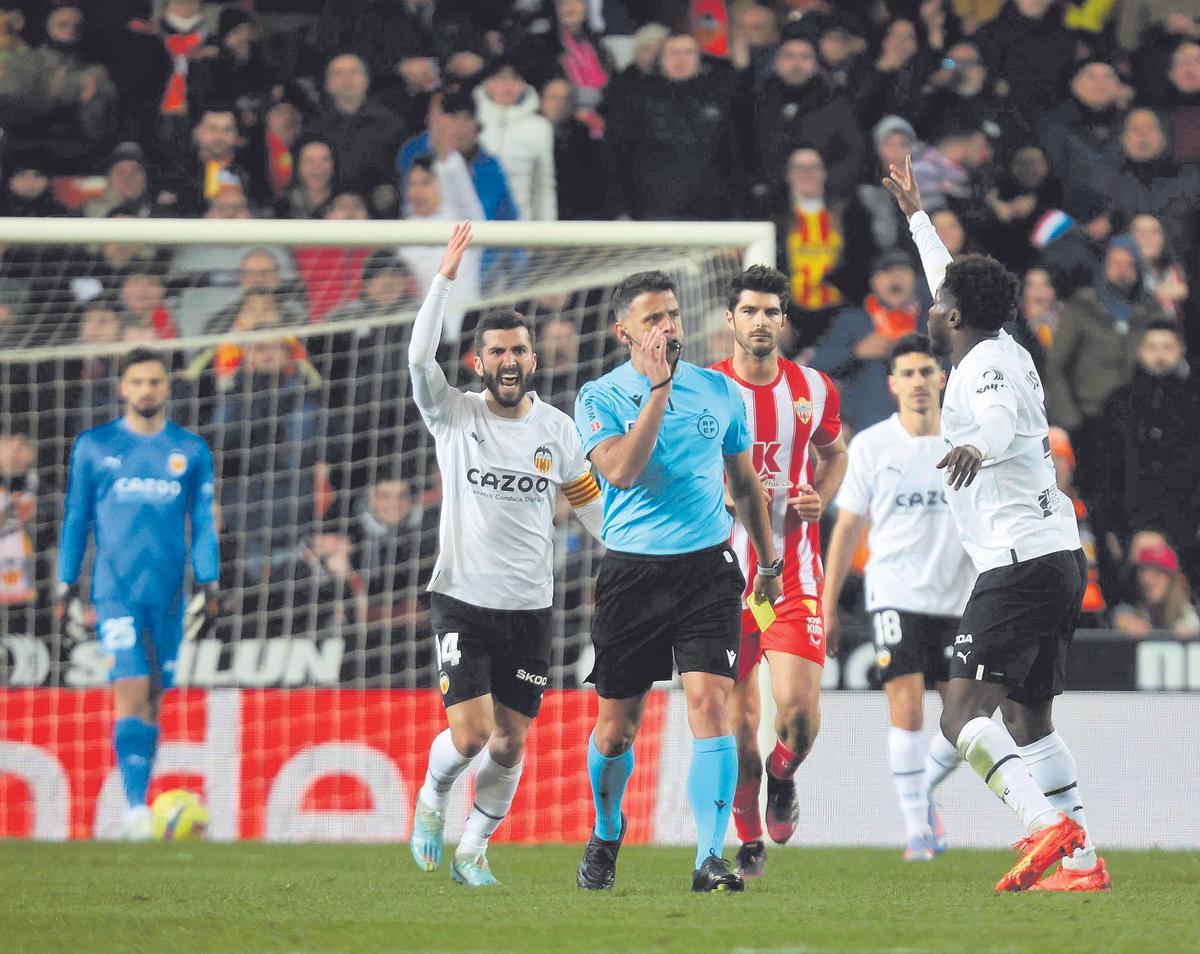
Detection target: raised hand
<box><xmin>882</xmin><ymin>153</ymin><xmax>924</xmax><ymax>220</ymax></box>
<box><xmin>438</xmin><ymin>220</ymin><xmax>473</xmax><ymax>281</ymax></box>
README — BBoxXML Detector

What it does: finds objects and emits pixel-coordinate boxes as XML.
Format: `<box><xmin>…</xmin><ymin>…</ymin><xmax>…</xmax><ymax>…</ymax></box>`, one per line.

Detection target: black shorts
<box><xmin>588</xmin><ymin>543</ymin><xmax>745</xmax><ymax>699</ymax></box>
<box><xmin>429</xmin><ymin>593</ymin><xmax>553</xmax><ymax>718</ymax></box>
<box><xmin>871</xmin><ymin>609</ymin><xmax>958</xmax><ymax>685</ymax></box>
<box><xmin>952</xmin><ymin>549</ymin><xmax>1087</xmax><ymax>704</ymax></box>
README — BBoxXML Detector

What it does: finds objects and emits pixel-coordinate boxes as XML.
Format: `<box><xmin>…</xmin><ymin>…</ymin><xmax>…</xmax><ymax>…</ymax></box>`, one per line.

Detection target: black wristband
<box><xmin>650</xmin><ymin>378</ymin><xmax>671</xmax><ymax>392</ymax></box>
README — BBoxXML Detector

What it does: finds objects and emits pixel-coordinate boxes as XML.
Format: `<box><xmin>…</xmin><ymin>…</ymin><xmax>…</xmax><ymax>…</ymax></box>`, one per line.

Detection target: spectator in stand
<box><xmin>605</xmin><ymin>32</ymin><xmax>741</xmax><ymax>220</ymax></box>
<box><xmin>975</xmin><ymin>0</ymin><xmax>1077</xmax><ymax>137</ymax></box>
<box><xmin>1117</xmin><ymin>3</ymin><xmax>1200</xmax><ymax>52</ymax></box>
<box><xmin>729</xmin><ymin>1</ymin><xmax>780</xmax><ymax>73</ymax></box>
<box><xmin>201</xmin><ymin>249</ymin><xmax>306</xmax><ymax>335</ymax></box>
<box><xmin>1112</xmin><ymin>539</ymin><xmax>1200</xmax><ymax>638</ymax></box>
<box><xmin>748</xmin><ymin>33</ymin><xmax>864</xmax><ymax>203</ymax></box>
<box><xmin>1129</xmin><ymin>213</ymin><xmax>1191</xmax><ymax>324</ymax></box>
<box><xmin>1110</xmin><ymin>107</ymin><xmax>1200</xmax><ymax>244</ymax></box>
<box><xmin>0</xmin><ymin>431</ymin><xmax>39</xmax><ymax>620</ymax></box>
<box><xmin>314</xmin><ymin>54</ymin><xmax>407</xmax><ymax>217</ymax></box>
<box><xmin>1045</xmin><ymin>235</ymin><xmax>1164</xmax><ymax>437</ymax></box>
<box><xmin>1033</xmin><ymin>207</ymin><xmax>1110</xmax><ymax>299</ymax></box>
<box><xmin>520</xmin><ymin>0</ymin><xmax>614</xmax><ymax>106</ymax></box>
<box><xmin>981</xmin><ymin>144</ymin><xmax>1062</xmax><ymax>273</ymax></box>
<box><xmin>152</xmin><ymin>0</ymin><xmax>219</xmax><ymax>159</ymax></box>
<box><xmin>541</xmin><ymin>77</ymin><xmax>610</xmax><ymax>220</ymax></box>
<box><xmin>0</xmin><ymin>157</ymin><xmax>71</xmax><ymax>217</ymax></box>
<box><xmin>1156</xmin><ymin>40</ymin><xmax>1200</xmax><ymax>164</ymax></box>
<box><xmin>157</xmin><ymin>106</ymin><xmax>264</xmax><ymax>216</ymax></box>
<box><xmin>252</xmin><ymin>99</ymin><xmax>304</xmax><ymax>207</ymax></box>
<box><xmin>814</xmin><ymin>11</ymin><xmax>870</xmax><ymax>97</ymax></box>
<box><xmin>118</xmin><ymin>269</ymin><xmax>178</xmax><ymax>340</ymax></box>
<box><xmin>854</xmin><ymin>116</ymin><xmax>920</xmax><ymax>265</ymax></box>
<box><xmin>1047</xmin><ymin>426</ymin><xmax>1107</xmax><ymax>624</ymax></box>
<box><xmin>812</xmin><ymin>250</ymin><xmax>926</xmax><ymax>435</ymax></box>
<box><xmin>70</xmin><ymin>300</ymin><xmax>123</xmax><ymax>429</ymax></box>
<box><xmin>1092</xmin><ymin>320</ymin><xmax>1200</xmax><ymax>564</ymax></box>
<box><xmin>1038</xmin><ymin>59</ymin><xmax>1127</xmax><ymax>229</ymax></box>
<box><xmin>474</xmin><ymin>59</ymin><xmax>558</xmax><ymax>221</ymax></box>
<box><xmin>603</xmin><ymin>21</ymin><xmax>668</xmax><ymax>113</ymax></box>
<box><xmin>535</xmin><ymin>314</ymin><xmax>583</xmax><ymax>415</ymax></box>
<box><xmin>0</xmin><ymin>2</ymin><xmax>118</xmax><ymax>171</ymax></box>
<box><xmin>209</xmin><ymin>336</ymin><xmax>326</xmax><ymax>589</ymax></box>
<box><xmin>909</xmin><ymin>117</ymin><xmax>993</xmax><ymax>215</ymax></box>
<box><xmin>83</xmin><ymin>143</ymin><xmax>154</xmax><ymax>219</ymax></box>
<box><xmin>773</xmin><ymin>147</ymin><xmax>873</xmax><ymax>349</ymax></box>
<box><xmin>190</xmin><ymin>7</ymin><xmax>276</xmax><ymax>122</ymax></box>
<box><xmin>1007</xmin><ymin>265</ymin><xmax>1060</xmax><ymax>373</ymax></box>
<box><xmin>294</xmin><ymin>198</ymin><xmax>373</xmax><ymax>324</ymax></box>
<box><xmin>859</xmin><ymin>17</ymin><xmax>934</xmax><ymax>130</ymax></box>
<box><xmin>399</xmin><ymin>153</ymin><xmax>484</xmax><ymax>340</ymax></box>
<box><xmin>277</xmin><ymin>138</ymin><xmax>337</xmax><ymax>220</ymax></box>
<box><xmin>915</xmin><ymin>39</ymin><xmax>1001</xmax><ymax>138</ymax></box>
<box><xmin>397</xmin><ymin>90</ymin><xmax>520</xmax><ymax>225</ymax></box>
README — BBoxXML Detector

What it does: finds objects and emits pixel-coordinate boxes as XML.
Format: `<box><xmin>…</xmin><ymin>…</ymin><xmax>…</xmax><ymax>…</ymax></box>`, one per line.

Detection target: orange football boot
<box><xmin>1030</xmin><ymin>857</ymin><xmax>1112</xmax><ymax>892</ymax></box>
<box><xmin>994</xmin><ymin>814</ymin><xmax>1087</xmax><ymax>893</ymax></box>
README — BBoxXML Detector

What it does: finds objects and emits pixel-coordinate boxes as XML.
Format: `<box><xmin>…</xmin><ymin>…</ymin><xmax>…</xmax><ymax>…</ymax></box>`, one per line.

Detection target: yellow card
<box><xmin>748</xmin><ymin>594</ymin><xmax>776</xmax><ymax>633</ymax></box>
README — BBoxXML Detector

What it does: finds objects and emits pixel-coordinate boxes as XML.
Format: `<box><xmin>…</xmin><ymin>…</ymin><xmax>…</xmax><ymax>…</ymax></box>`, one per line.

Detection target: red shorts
<box><xmin>738</xmin><ymin>595</ymin><xmax>825</xmax><ymax>680</ymax></box>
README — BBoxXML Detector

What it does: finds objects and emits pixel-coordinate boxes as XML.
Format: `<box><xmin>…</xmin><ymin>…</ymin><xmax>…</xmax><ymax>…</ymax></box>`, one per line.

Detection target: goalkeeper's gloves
<box><xmin>54</xmin><ymin>582</ymin><xmax>90</xmax><ymax>644</ymax></box>
<box><xmin>184</xmin><ymin>583</ymin><xmax>221</xmax><ymax>641</ymax></box>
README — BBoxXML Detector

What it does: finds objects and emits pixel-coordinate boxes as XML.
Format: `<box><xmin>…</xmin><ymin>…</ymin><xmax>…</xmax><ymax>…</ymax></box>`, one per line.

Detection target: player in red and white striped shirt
<box><xmin>711</xmin><ymin>265</ymin><xmax>848</xmax><ymax>879</ymax></box>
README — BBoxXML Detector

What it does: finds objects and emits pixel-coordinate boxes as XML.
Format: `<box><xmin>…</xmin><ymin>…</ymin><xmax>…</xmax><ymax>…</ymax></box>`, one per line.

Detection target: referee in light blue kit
<box><xmin>573</xmin><ymin>271</ymin><xmax>781</xmax><ymax>893</ymax></box>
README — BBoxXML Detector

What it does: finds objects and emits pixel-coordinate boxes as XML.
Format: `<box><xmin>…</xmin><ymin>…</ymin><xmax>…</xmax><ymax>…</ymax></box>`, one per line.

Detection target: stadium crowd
<box><xmin>1</xmin><ymin>0</ymin><xmax>1199</xmax><ymax>663</ymax></box>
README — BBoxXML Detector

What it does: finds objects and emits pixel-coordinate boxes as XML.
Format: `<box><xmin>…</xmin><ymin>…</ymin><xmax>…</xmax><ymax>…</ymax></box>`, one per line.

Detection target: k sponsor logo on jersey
<box><xmin>794</xmin><ymin>397</ymin><xmax>812</xmax><ymax>425</ymax></box>
<box><xmin>168</xmin><ymin>452</ymin><xmax>188</xmax><ymax>476</ymax></box>
<box><xmin>752</xmin><ymin>441</ymin><xmax>793</xmax><ymax>489</ymax></box>
<box><xmin>533</xmin><ymin>445</ymin><xmax>553</xmax><ymax>475</ymax></box>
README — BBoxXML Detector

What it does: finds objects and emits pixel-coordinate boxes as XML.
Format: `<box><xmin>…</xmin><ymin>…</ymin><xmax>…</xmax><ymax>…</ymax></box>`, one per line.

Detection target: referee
<box><xmin>573</xmin><ymin>271</ymin><xmax>781</xmax><ymax>893</ymax></box>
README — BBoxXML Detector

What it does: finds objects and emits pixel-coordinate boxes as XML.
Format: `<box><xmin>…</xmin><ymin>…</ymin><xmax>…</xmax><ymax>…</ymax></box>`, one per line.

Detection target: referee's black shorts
<box><xmin>587</xmin><ymin>542</ymin><xmax>746</xmax><ymax>699</ymax></box>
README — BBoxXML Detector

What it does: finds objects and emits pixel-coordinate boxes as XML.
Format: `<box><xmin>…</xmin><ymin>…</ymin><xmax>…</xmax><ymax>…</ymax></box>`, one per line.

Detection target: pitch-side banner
<box><xmin>1</xmin><ymin>689</ymin><xmax>1197</xmax><ymax>849</ymax></box>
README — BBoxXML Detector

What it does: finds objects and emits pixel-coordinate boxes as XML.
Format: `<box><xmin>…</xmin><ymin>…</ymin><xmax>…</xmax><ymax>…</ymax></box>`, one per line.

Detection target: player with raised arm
<box><xmin>573</xmin><ymin>270</ymin><xmax>782</xmax><ymax>894</ymax></box>
<box><xmin>884</xmin><ymin>157</ymin><xmax>1110</xmax><ymax>892</ymax></box>
<box><xmin>407</xmin><ymin>222</ymin><xmax>604</xmax><ymax>887</ymax></box>
<box><xmin>822</xmin><ymin>333</ymin><xmax>974</xmax><ymax>862</ymax></box>
<box><xmin>710</xmin><ymin>266</ymin><xmax>848</xmax><ymax>879</ymax></box>
<box><xmin>57</xmin><ymin>348</ymin><xmax>219</xmax><ymax>840</ymax></box>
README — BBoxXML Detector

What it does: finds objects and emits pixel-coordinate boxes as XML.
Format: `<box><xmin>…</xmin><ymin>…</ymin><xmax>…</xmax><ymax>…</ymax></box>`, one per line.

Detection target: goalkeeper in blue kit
<box><xmin>57</xmin><ymin>349</ymin><xmax>220</xmax><ymax>840</ymax></box>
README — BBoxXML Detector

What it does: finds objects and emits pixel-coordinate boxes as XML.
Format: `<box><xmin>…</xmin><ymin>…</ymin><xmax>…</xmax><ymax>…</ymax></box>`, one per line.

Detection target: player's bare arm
<box><xmin>821</xmin><ymin>506</ymin><xmax>867</xmax><ymax>656</ymax></box>
<box><xmin>588</xmin><ymin>324</ymin><xmax>673</xmax><ymax>489</ymax></box>
<box><xmin>724</xmin><ymin>449</ymin><xmax>782</xmax><ymax>604</ymax></box>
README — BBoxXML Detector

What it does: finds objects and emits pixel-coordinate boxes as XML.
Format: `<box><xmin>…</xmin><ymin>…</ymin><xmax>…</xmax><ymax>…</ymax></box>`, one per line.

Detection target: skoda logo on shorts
<box><xmin>697</xmin><ymin>414</ymin><xmax>719</xmax><ymax>439</ymax></box>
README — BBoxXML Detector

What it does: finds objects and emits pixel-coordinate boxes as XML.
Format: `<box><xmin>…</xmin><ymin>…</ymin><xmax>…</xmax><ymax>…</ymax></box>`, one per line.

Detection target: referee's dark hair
<box><xmin>609</xmin><ymin>271</ymin><xmax>676</xmax><ymax>323</ymax></box>
<box><xmin>887</xmin><ymin>333</ymin><xmax>936</xmax><ymax>373</ymax></box>
<box><xmin>941</xmin><ymin>254</ymin><xmax>1021</xmax><ymax>332</ymax></box>
<box><xmin>473</xmin><ymin>308</ymin><xmax>532</xmax><ymax>354</ymax></box>
<box><xmin>728</xmin><ymin>264</ymin><xmax>790</xmax><ymax>314</ymax></box>
<box><xmin>118</xmin><ymin>347</ymin><xmax>171</xmax><ymax>377</ymax></box>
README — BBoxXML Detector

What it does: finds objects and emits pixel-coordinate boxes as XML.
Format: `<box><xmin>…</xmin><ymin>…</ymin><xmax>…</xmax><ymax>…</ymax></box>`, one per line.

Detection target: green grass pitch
<box><xmin>2</xmin><ymin>843</ymin><xmax>1198</xmax><ymax>953</ymax></box>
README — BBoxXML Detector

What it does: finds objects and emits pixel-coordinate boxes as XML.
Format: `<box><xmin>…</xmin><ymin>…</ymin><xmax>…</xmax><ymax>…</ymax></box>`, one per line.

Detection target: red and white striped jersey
<box><xmin>710</xmin><ymin>358</ymin><xmax>842</xmax><ymax>601</ymax></box>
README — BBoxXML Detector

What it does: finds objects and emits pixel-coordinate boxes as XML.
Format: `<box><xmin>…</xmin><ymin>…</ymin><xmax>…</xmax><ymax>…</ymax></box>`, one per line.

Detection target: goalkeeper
<box><xmin>57</xmin><ymin>348</ymin><xmax>219</xmax><ymax>840</ymax></box>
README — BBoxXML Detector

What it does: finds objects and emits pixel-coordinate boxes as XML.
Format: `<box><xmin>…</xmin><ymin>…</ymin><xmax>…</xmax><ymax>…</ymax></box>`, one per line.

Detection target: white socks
<box><xmin>957</xmin><ymin>717</ymin><xmax>1060</xmax><ymax>834</ymax></box>
<box><xmin>458</xmin><ymin>750</ymin><xmax>523</xmax><ymax>859</ymax></box>
<box><xmin>1019</xmin><ymin>731</ymin><xmax>1096</xmax><ymax>870</ymax></box>
<box><xmin>924</xmin><ymin>731</ymin><xmax>961</xmax><ymax>793</ymax></box>
<box><xmin>418</xmin><ymin>729</ymin><xmax>473</xmax><ymax>812</ymax></box>
<box><xmin>888</xmin><ymin>727</ymin><xmax>929</xmax><ymax>840</ymax></box>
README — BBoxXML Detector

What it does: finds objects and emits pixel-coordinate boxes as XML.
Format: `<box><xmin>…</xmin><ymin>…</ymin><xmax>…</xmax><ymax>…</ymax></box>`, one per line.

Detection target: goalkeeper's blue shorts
<box><xmin>94</xmin><ymin>599</ymin><xmax>184</xmax><ymax>688</ymax></box>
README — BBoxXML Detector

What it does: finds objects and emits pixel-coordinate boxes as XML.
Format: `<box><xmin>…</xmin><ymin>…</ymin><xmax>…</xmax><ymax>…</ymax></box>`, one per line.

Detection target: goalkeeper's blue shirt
<box><xmin>574</xmin><ymin>360</ymin><xmax>751</xmax><ymax>555</ymax></box>
<box><xmin>58</xmin><ymin>419</ymin><xmax>219</xmax><ymax>607</ymax></box>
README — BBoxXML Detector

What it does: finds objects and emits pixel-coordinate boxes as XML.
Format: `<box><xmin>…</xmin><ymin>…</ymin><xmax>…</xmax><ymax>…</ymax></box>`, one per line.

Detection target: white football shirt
<box><xmin>409</xmin><ymin>274</ymin><xmax>598</xmax><ymax>610</ymax></box>
<box><xmin>941</xmin><ymin>330</ymin><xmax>1080</xmax><ymax>572</ymax></box>
<box><xmin>835</xmin><ymin>415</ymin><xmax>976</xmax><ymax>615</ymax></box>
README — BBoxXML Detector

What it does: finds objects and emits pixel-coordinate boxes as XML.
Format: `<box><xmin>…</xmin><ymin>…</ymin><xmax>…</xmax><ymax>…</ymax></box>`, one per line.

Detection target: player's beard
<box><xmin>133</xmin><ymin>400</ymin><xmax>164</xmax><ymax>419</ymax></box>
<box><xmin>736</xmin><ymin>330</ymin><xmax>775</xmax><ymax>358</ymax></box>
<box><xmin>482</xmin><ymin>365</ymin><xmax>529</xmax><ymax>408</ymax></box>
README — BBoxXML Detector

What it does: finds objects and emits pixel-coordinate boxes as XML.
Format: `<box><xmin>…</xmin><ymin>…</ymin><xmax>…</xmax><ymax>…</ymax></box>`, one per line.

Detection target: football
<box><xmin>150</xmin><ymin>789</ymin><xmax>210</xmax><ymax>842</ymax></box>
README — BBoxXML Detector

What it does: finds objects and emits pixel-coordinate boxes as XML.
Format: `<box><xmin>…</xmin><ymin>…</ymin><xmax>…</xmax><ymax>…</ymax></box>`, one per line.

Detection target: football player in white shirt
<box><xmin>407</xmin><ymin>222</ymin><xmax>604</xmax><ymax>886</ymax></box>
<box><xmin>823</xmin><ymin>334</ymin><xmax>975</xmax><ymax>861</ymax></box>
<box><xmin>884</xmin><ymin>157</ymin><xmax>1109</xmax><ymax>893</ymax></box>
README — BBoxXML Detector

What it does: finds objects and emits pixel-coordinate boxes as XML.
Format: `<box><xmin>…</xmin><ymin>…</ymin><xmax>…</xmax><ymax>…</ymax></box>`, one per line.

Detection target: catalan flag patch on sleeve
<box><xmin>562</xmin><ymin>472</ymin><xmax>601</xmax><ymax>507</ymax></box>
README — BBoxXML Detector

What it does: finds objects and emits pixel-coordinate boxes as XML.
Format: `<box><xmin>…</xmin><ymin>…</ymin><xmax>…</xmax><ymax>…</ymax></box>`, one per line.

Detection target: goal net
<box><xmin>0</xmin><ymin>215</ymin><xmax>772</xmax><ymax>841</ymax></box>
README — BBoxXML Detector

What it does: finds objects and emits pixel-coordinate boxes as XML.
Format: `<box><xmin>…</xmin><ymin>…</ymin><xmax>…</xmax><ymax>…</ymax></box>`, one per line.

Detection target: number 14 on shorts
<box><xmin>436</xmin><ymin>632</ymin><xmax>462</xmax><ymax>668</ymax></box>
